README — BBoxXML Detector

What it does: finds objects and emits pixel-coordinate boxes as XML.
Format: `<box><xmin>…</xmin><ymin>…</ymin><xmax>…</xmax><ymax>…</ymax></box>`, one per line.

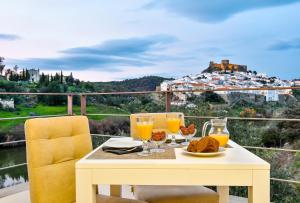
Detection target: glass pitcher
<box><xmin>202</xmin><ymin>118</ymin><xmax>229</xmax><ymax>147</ymax></box>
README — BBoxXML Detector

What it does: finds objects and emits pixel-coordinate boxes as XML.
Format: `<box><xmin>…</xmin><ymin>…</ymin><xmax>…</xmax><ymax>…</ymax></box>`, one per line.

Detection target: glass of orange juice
<box><xmin>167</xmin><ymin>113</ymin><xmax>182</xmax><ymax>147</ymax></box>
<box><xmin>136</xmin><ymin>115</ymin><xmax>154</xmax><ymax>156</ymax></box>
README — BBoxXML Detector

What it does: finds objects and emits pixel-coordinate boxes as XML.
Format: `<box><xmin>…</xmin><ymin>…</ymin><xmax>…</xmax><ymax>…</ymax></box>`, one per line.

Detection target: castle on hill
<box><xmin>203</xmin><ymin>59</ymin><xmax>247</xmax><ymax>73</ymax></box>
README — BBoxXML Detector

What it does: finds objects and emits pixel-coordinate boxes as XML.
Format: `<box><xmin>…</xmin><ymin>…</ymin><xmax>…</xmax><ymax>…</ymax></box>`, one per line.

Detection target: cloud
<box><xmin>0</xmin><ymin>33</ymin><xmax>20</xmax><ymax>41</ymax></box>
<box><xmin>8</xmin><ymin>35</ymin><xmax>177</xmax><ymax>71</ymax></box>
<box><xmin>268</xmin><ymin>38</ymin><xmax>300</xmax><ymax>51</ymax></box>
<box><xmin>144</xmin><ymin>0</ymin><xmax>300</xmax><ymax>23</ymax></box>
<box><xmin>62</xmin><ymin>35</ymin><xmax>176</xmax><ymax>56</ymax></box>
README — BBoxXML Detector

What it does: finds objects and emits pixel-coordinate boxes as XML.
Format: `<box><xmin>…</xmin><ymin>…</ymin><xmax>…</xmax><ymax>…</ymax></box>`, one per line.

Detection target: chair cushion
<box><xmin>96</xmin><ymin>194</ymin><xmax>147</xmax><ymax>203</ymax></box>
<box><xmin>134</xmin><ymin>186</ymin><xmax>219</xmax><ymax>203</ymax></box>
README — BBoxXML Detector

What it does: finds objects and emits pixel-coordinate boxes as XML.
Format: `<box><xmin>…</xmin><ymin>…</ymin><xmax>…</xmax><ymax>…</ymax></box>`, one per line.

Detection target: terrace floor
<box><xmin>0</xmin><ymin>183</ymin><xmax>248</xmax><ymax>203</ymax></box>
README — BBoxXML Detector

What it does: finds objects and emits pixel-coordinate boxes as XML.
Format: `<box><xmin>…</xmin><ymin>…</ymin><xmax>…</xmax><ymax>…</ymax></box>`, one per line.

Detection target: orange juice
<box><xmin>209</xmin><ymin>134</ymin><xmax>229</xmax><ymax>147</ymax></box>
<box><xmin>167</xmin><ymin>118</ymin><xmax>181</xmax><ymax>133</ymax></box>
<box><xmin>137</xmin><ymin>123</ymin><xmax>153</xmax><ymax>141</ymax></box>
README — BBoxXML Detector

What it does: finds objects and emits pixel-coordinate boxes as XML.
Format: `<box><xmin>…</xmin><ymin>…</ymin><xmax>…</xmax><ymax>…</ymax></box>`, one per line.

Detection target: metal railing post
<box><xmin>67</xmin><ymin>95</ymin><xmax>73</xmax><ymax>115</ymax></box>
<box><xmin>165</xmin><ymin>89</ymin><xmax>171</xmax><ymax>112</ymax></box>
<box><xmin>80</xmin><ymin>95</ymin><xmax>87</xmax><ymax>115</ymax></box>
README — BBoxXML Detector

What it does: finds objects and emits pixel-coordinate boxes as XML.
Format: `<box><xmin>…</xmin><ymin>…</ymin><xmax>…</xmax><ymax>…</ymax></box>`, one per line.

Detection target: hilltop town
<box><xmin>160</xmin><ymin>60</ymin><xmax>297</xmax><ymax>106</ymax></box>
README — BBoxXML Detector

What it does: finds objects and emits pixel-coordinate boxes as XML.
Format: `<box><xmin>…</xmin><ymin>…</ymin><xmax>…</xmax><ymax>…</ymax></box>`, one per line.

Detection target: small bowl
<box><xmin>180</xmin><ymin>129</ymin><xmax>197</xmax><ymax>146</ymax></box>
<box><xmin>151</xmin><ymin>131</ymin><xmax>167</xmax><ymax>153</ymax></box>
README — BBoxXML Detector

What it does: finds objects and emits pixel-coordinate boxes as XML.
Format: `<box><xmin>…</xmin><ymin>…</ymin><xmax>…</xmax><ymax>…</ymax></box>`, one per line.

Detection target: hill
<box><xmin>93</xmin><ymin>76</ymin><xmax>173</xmax><ymax>92</ymax></box>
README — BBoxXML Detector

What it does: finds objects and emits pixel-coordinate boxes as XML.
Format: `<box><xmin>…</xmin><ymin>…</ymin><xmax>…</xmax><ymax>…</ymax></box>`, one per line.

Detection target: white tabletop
<box><xmin>76</xmin><ymin>137</ymin><xmax>270</xmax><ymax>170</ymax></box>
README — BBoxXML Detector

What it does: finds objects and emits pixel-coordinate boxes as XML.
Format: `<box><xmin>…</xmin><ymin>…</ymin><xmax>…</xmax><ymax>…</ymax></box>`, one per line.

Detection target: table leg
<box><xmin>248</xmin><ymin>170</ymin><xmax>270</xmax><ymax>203</ymax></box>
<box><xmin>76</xmin><ymin>169</ymin><xmax>97</xmax><ymax>203</ymax></box>
<box><xmin>217</xmin><ymin>186</ymin><xmax>229</xmax><ymax>203</ymax></box>
<box><xmin>110</xmin><ymin>185</ymin><xmax>122</xmax><ymax>197</ymax></box>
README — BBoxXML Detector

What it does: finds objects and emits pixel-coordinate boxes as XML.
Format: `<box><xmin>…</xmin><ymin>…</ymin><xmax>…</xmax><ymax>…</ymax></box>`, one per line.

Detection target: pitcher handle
<box><xmin>202</xmin><ymin>121</ymin><xmax>211</xmax><ymax>137</ymax></box>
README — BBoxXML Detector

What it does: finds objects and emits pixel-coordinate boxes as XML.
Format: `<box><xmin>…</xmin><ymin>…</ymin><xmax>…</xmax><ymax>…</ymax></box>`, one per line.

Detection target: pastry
<box><xmin>152</xmin><ymin>131</ymin><xmax>166</xmax><ymax>141</ymax></box>
<box><xmin>180</xmin><ymin>124</ymin><xmax>196</xmax><ymax>135</ymax></box>
<box><xmin>187</xmin><ymin>136</ymin><xmax>219</xmax><ymax>153</ymax></box>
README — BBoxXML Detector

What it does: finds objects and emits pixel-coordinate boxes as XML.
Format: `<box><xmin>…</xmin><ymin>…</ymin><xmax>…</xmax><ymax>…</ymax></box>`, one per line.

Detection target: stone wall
<box><xmin>227</xmin><ymin>92</ymin><xmax>265</xmax><ymax>105</ymax></box>
<box><xmin>278</xmin><ymin>94</ymin><xmax>297</xmax><ymax>106</ymax></box>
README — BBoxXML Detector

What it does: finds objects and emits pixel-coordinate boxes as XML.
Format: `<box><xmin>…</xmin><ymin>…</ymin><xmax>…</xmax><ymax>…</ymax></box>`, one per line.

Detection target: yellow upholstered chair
<box><xmin>25</xmin><ymin>116</ymin><xmax>147</xmax><ymax>203</ymax></box>
<box><xmin>130</xmin><ymin>113</ymin><xmax>219</xmax><ymax>203</ymax></box>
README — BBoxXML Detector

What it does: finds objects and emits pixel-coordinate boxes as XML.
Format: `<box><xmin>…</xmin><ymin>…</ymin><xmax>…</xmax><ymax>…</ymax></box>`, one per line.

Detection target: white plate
<box><xmin>182</xmin><ymin>147</ymin><xmax>225</xmax><ymax>157</ymax></box>
<box><xmin>104</xmin><ymin>139</ymin><xmax>142</xmax><ymax>148</ymax></box>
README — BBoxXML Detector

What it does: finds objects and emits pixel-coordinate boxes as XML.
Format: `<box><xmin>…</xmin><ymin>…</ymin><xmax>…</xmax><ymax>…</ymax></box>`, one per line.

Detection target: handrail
<box><xmin>87</xmin><ymin>113</ymin><xmax>130</xmax><ymax>117</ymax></box>
<box><xmin>0</xmin><ymin>140</ymin><xmax>25</xmax><ymax>146</ymax></box>
<box><xmin>90</xmin><ymin>134</ymin><xmax>129</xmax><ymax>138</ymax></box>
<box><xmin>270</xmin><ymin>178</ymin><xmax>300</xmax><ymax>184</ymax></box>
<box><xmin>183</xmin><ymin>115</ymin><xmax>300</xmax><ymax>122</ymax></box>
<box><xmin>243</xmin><ymin>146</ymin><xmax>300</xmax><ymax>153</ymax></box>
<box><xmin>0</xmin><ymin>114</ymin><xmax>68</xmax><ymax>121</ymax></box>
<box><xmin>0</xmin><ymin>163</ymin><xmax>27</xmax><ymax>171</ymax></box>
<box><xmin>0</xmin><ymin>86</ymin><xmax>299</xmax><ymax>96</ymax></box>
<box><xmin>1</xmin><ymin>139</ymin><xmax>298</xmax><ymax>153</ymax></box>
<box><xmin>1</xmin><ymin>114</ymin><xmax>299</xmax><ymax>122</ymax></box>
<box><xmin>86</xmin><ymin>114</ymin><xmax>300</xmax><ymax>122</ymax></box>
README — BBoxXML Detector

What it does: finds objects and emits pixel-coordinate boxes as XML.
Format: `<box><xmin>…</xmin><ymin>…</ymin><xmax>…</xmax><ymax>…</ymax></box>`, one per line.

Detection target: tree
<box><xmin>277</xmin><ymin>104</ymin><xmax>300</xmax><ymax>145</ymax></box>
<box><xmin>21</xmin><ymin>68</ymin><xmax>25</xmax><ymax>80</ymax></box>
<box><xmin>66</xmin><ymin>72</ymin><xmax>74</xmax><ymax>85</ymax></box>
<box><xmin>202</xmin><ymin>91</ymin><xmax>225</xmax><ymax>103</ymax></box>
<box><xmin>25</xmin><ymin>69</ymin><xmax>30</xmax><ymax>81</ymax></box>
<box><xmin>0</xmin><ymin>57</ymin><xmax>5</xmax><ymax>76</ymax></box>
<box><xmin>13</xmin><ymin>65</ymin><xmax>18</xmax><ymax>72</ymax></box>
<box><xmin>5</xmin><ymin>68</ymin><xmax>12</xmax><ymax>79</ymax></box>
<box><xmin>60</xmin><ymin>70</ymin><xmax>63</xmax><ymax>84</ymax></box>
<box><xmin>39</xmin><ymin>73</ymin><xmax>46</xmax><ymax>85</ymax></box>
<box><xmin>262</xmin><ymin>103</ymin><xmax>300</xmax><ymax>147</ymax></box>
<box><xmin>53</xmin><ymin>73</ymin><xmax>60</xmax><ymax>82</ymax></box>
<box><xmin>292</xmin><ymin>89</ymin><xmax>300</xmax><ymax>100</ymax></box>
<box><xmin>39</xmin><ymin>81</ymin><xmax>65</xmax><ymax>105</ymax></box>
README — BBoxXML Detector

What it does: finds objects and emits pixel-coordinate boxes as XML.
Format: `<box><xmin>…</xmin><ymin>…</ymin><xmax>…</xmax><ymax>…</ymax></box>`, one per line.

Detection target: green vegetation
<box><xmin>0</xmin><ymin>103</ymin><xmax>129</xmax><ymax>141</ymax></box>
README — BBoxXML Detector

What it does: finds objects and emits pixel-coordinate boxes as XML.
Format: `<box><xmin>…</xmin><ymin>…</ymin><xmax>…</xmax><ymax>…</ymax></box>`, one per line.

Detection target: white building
<box><xmin>160</xmin><ymin>68</ymin><xmax>292</xmax><ymax>105</ymax></box>
<box><xmin>266</xmin><ymin>90</ymin><xmax>279</xmax><ymax>102</ymax></box>
<box><xmin>28</xmin><ymin>69</ymin><xmax>40</xmax><ymax>83</ymax></box>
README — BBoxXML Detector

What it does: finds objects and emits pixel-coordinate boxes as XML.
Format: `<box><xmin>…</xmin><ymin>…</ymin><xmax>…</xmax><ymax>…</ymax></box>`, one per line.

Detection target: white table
<box><xmin>76</xmin><ymin>138</ymin><xmax>270</xmax><ymax>203</ymax></box>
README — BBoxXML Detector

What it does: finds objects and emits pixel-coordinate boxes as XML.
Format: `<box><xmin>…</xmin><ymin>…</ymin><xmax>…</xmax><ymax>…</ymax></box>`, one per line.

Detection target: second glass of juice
<box><xmin>136</xmin><ymin>115</ymin><xmax>154</xmax><ymax>156</ymax></box>
<box><xmin>167</xmin><ymin>113</ymin><xmax>182</xmax><ymax>147</ymax></box>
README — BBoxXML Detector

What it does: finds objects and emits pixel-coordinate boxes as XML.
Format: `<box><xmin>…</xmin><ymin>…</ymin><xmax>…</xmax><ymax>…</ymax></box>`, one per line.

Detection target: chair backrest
<box><xmin>130</xmin><ymin>112</ymin><xmax>185</xmax><ymax>139</ymax></box>
<box><xmin>25</xmin><ymin>116</ymin><xmax>92</xmax><ymax>203</ymax></box>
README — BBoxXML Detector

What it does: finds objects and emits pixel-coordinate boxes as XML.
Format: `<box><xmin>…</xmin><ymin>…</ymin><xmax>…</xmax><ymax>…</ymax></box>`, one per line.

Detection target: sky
<box><xmin>1</xmin><ymin>0</ymin><xmax>300</xmax><ymax>81</ymax></box>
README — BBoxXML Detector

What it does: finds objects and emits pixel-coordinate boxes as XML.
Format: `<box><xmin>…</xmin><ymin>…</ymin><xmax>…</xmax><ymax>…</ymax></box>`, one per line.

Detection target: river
<box><xmin>0</xmin><ymin>146</ymin><xmax>28</xmax><ymax>189</ymax></box>
<box><xmin>0</xmin><ymin>136</ymin><xmax>108</xmax><ymax>189</ymax></box>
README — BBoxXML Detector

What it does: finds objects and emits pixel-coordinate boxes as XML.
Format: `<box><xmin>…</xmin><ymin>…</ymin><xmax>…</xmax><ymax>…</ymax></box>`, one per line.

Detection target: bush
<box><xmin>262</xmin><ymin>127</ymin><xmax>285</xmax><ymax>147</ymax></box>
<box><xmin>89</xmin><ymin>118</ymin><xmax>130</xmax><ymax>136</ymax></box>
<box><xmin>240</xmin><ymin>108</ymin><xmax>256</xmax><ymax>117</ymax></box>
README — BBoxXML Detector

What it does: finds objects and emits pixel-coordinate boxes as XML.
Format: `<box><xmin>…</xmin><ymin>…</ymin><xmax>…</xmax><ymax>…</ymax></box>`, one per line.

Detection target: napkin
<box><xmin>102</xmin><ymin>146</ymin><xmax>143</xmax><ymax>155</ymax></box>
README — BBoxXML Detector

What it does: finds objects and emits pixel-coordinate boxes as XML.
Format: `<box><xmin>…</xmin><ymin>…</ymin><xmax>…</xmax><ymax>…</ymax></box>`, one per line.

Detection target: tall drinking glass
<box><xmin>136</xmin><ymin>115</ymin><xmax>153</xmax><ymax>156</ymax></box>
<box><xmin>167</xmin><ymin>113</ymin><xmax>182</xmax><ymax>147</ymax></box>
